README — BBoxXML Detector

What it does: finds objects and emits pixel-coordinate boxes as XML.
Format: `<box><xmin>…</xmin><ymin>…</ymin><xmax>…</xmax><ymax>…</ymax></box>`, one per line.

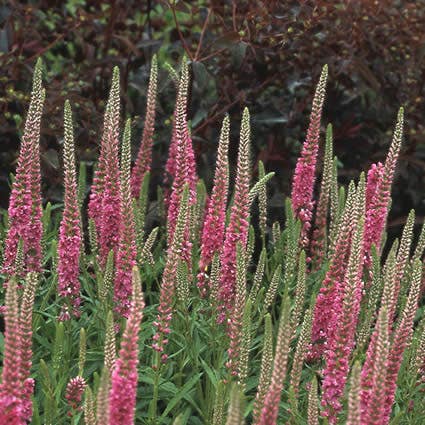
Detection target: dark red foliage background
<box><xmin>1</xmin><ymin>0</ymin><xmax>424</xmax><ymax>235</ymax></box>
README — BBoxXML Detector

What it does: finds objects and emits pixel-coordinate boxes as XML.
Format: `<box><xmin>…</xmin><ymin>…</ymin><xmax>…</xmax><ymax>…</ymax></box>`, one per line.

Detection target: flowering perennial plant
<box><xmin>0</xmin><ymin>58</ymin><xmax>424</xmax><ymax>425</ymax></box>
<box><xmin>58</xmin><ymin>101</ymin><xmax>82</xmax><ymax>317</ymax></box>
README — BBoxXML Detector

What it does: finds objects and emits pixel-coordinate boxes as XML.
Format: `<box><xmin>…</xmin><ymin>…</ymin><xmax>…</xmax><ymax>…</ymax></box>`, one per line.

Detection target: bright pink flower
<box><xmin>291</xmin><ymin>65</ymin><xmax>328</xmax><ymax>248</ymax></box>
<box><xmin>197</xmin><ymin>116</ymin><xmax>230</xmax><ymax>296</ymax></box>
<box><xmin>363</xmin><ymin>109</ymin><xmax>404</xmax><ymax>262</ymax></box>
<box><xmin>365</xmin><ymin>162</ymin><xmax>384</xmax><ymax>211</ymax></box>
<box><xmin>310</xmin><ymin>185</ymin><xmax>355</xmax><ymax>360</ymax></box>
<box><xmin>218</xmin><ymin>108</ymin><xmax>251</xmax><ymax>319</ymax></box>
<box><xmin>0</xmin><ymin>279</ymin><xmax>24</xmax><ymax>424</ymax></box>
<box><xmin>88</xmin><ymin>67</ymin><xmax>121</xmax><ymax>266</ymax></box>
<box><xmin>109</xmin><ymin>273</ymin><xmax>144</xmax><ymax>425</ymax></box>
<box><xmin>321</xmin><ymin>213</ymin><xmax>364</xmax><ymax>423</ymax></box>
<box><xmin>66</xmin><ymin>376</ymin><xmax>87</xmax><ymax>412</ymax></box>
<box><xmin>167</xmin><ymin>61</ymin><xmax>197</xmax><ymax>245</ymax></box>
<box><xmin>164</xmin><ymin>59</ymin><xmax>198</xmax><ymax>210</ymax></box>
<box><xmin>58</xmin><ymin>101</ymin><xmax>82</xmax><ymax>315</ymax></box>
<box><xmin>3</xmin><ymin>60</ymin><xmax>44</xmax><ymax>276</ymax></box>
<box><xmin>131</xmin><ymin>55</ymin><xmax>158</xmax><ymax>198</ymax></box>
<box><xmin>153</xmin><ymin>187</ymin><xmax>190</xmax><ymax>356</ymax></box>
<box><xmin>114</xmin><ymin>120</ymin><xmax>137</xmax><ymax>317</ymax></box>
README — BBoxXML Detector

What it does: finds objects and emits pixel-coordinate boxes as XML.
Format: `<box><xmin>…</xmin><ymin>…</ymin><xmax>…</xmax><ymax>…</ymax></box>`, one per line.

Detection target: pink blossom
<box><xmin>3</xmin><ymin>60</ymin><xmax>44</xmax><ymax>276</ymax></box>
<box><xmin>66</xmin><ymin>376</ymin><xmax>87</xmax><ymax>412</ymax></box>
<box><xmin>218</xmin><ymin>108</ymin><xmax>251</xmax><ymax>318</ymax></box>
<box><xmin>88</xmin><ymin>67</ymin><xmax>121</xmax><ymax>266</ymax></box>
<box><xmin>321</xmin><ymin>213</ymin><xmax>364</xmax><ymax>423</ymax></box>
<box><xmin>363</xmin><ymin>109</ymin><xmax>404</xmax><ymax>262</ymax></box>
<box><xmin>58</xmin><ymin>101</ymin><xmax>82</xmax><ymax>314</ymax></box>
<box><xmin>197</xmin><ymin>116</ymin><xmax>230</xmax><ymax>296</ymax></box>
<box><xmin>291</xmin><ymin>65</ymin><xmax>328</xmax><ymax>248</ymax></box>
<box><xmin>131</xmin><ymin>55</ymin><xmax>158</xmax><ymax>198</ymax></box>
<box><xmin>109</xmin><ymin>274</ymin><xmax>144</xmax><ymax>425</ymax></box>
<box><xmin>114</xmin><ymin>120</ymin><xmax>137</xmax><ymax>317</ymax></box>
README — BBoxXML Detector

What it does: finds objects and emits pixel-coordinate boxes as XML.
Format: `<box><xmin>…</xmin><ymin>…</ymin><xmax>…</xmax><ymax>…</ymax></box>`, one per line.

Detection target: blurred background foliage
<box><xmin>1</xmin><ymin>0</ymin><xmax>424</xmax><ymax>233</ymax></box>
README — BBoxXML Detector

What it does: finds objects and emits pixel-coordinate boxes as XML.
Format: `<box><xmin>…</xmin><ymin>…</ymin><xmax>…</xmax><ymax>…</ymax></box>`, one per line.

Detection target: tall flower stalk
<box><xmin>58</xmin><ymin>101</ymin><xmax>82</xmax><ymax>317</ymax></box>
<box><xmin>153</xmin><ymin>186</ymin><xmax>190</xmax><ymax>358</ymax></box>
<box><xmin>321</xmin><ymin>177</ymin><xmax>365</xmax><ymax>423</ymax></box>
<box><xmin>256</xmin><ymin>296</ymin><xmax>292</xmax><ymax>425</ymax></box>
<box><xmin>218</xmin><ymin>108</ymin><xmax>251</xmax><ymax>320</ymax></box>
<box><xmin>290</xmin><ymin>65</ymin><xmax>328</xmax><ymax>249</ymax></box>
<box><xmin>131</xmin><ymin>55</ymin><xmax>158</xmax><ymax>198</ymax></box>
<box><xmin>310</xmin><ymin>181</ymin><xmax>356</xmax><ymax>359</ymax></box>
<box><xmin>167</xmin><ymin>58</ymin><xmax>197</xmax><ymax>243</ymax></box>
<box><xmin>363</xmin><ymin>108</ymin><xmax>404</xmax><ymax>262</ymax></box>
<box><xmin>197</xmin><ymin>115</ymin><xmax>230</xmax><ymax>296</ymax></box>
<box><xmin>88</xmin><ymin>67</ymin><xmax>122</xmax><ymax>266</ymax></box>
<box><xmin>109</xmin><ymin>267</ymin><xmax>145</xmax><ymax>424</ymax></box>
<box><xmin>114</xmin><ymin>119</ymin><xmax>137</xmax><ymax>317</ymax></box>
<box><xmin>3</xmin><ymin>58</ymin><xmax>45</xmax><ymax>275</ymax></box>
<box><xmin>0</xmin><ymin>278</ymin><xmax>24</xmax><ymax>424</ymax></box>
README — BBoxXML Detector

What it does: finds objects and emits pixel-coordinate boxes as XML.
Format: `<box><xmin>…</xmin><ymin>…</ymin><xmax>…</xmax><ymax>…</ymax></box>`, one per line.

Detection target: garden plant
<box><xmin>0</xmin><ymin>55</ymin><xmax>424</xmax><ymax>425</ymax></box>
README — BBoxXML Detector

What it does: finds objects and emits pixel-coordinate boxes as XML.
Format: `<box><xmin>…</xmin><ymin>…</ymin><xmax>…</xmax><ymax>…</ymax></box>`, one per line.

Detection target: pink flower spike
<box><xmin>363</xmin><ymin>108</ymin><xmax>404</xmax><ymax>262</ymax></box>
<box><xmin>88</xmin><ymin>67</ymin><xmax>122</xmax><ymax>267</ymax></box>
<box><xmin>218</xmin><ymin>108</ymin><xmax>251</xmax><ymax>317</ymax></box>
<box><xmin>109</xmin><ymin>267</ymin><xmax>145</xmax><ymax>425</ymax></box>
<box><xmin>321</xmin><ymin>182</ymin><xmax>365</xmax><ymax>423</ymax></box>
<box><xmin>0</xmin><ymin>278</ymin><xmax>24</xmax><ymax>424</ymax></box>
<box><xmin>291</xmin><ymin>65</ymin><xmax>328</xmax><ymax>249</ymax></box>
<box><xmin>365</xmin><ymin>162</ymin><xmax>384</xmax><ymax>211</ymax></box>
<box><xmin>114</xmin><ymin>120</ymin><xmax>137</xmax><ymax>317</ymax></box>
<box><xmin>197</xmin><ymin>115</ymin><xmax>230</xmax><ymax>296</ymax></box>
<box><xmin>58</xmin><ymin>101</ymin><xmax>82</xmax><ymax>314</ymax></box>
<box><xmin>66</xmin><ymin>376</ymin><xmax>87</xmax><ymax>413</ymax></box>
<box><xmin>153</xmin><ymin>186</ymin><xmax>190</xmax><ymax>356</ymax></box>
<box><xmin>2</xmin><ymin>58</ymin><xmax>45</xmax><ymax>276</ymax></box>
<box><xmin>167</xmin><ymin>58</ymin><xmax>197</xmax><ymax>244</ymax></box>
<box><xmin>309</xmin><ymin>182</ymin><xmax>356</xmax><ymax>360</ymax></box>
<box><xmin>131</xmin><ymin>55</ymin><xmax>158</xmax><ymax>198</ymax></box>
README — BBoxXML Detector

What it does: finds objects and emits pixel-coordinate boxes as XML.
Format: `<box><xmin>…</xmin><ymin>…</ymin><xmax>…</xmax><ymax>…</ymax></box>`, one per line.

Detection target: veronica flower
<box><xmin>256</xmin><ymin>297</ymin><xmax>291</xmax><ymax>425</ymax></box>
<box><xmin>153</xmin><ymin>186</ymin><xmax>190</xmax><ymax>358</ymax></box>
<box><xmin>218</xmin><ymin>108</ymin><xmax>251</xmax><ymax>319</ymax></box>
<box><xmin>321</xmin><ymin>180</ymin><xmax>365</xmax><ymax>423</ymax></box>
<box><xmin>65</xmin><ymin>376</ymin><xmax>87</xmax><ymax>413</ymax></box>
<box><xmin>167</xmin><ymin>59</ymin><xmax>197</xmax><ymax>243</ymax></box>
<box><xmin>363</xmin><ymin>108</ymin><xmax>404</xmax><ymax>262</ymax></box>
<box><xmin>197</xmin><ymin>115</ymin><xmax>230</xmax><ymax>295</ymax></box>
<box><xmin>0</xmin><ymin>279</ymin><xmax>24</xmax><ymax>424</ymax></box>
<box><xmin>381</xmin><ymin>259</ymin><xmax>421</xmax><ymax>423</ymax></box>
<box><xmin>290</xmin><ymin>65</ymin><xmax>328</xmax><ymax>249</ymax></box>
<box><xmin>131</xmin><ymin>55</ymin><xmax>158</xmax><ymax>198</ymax></box>
<box><xmin>114</xmin><ymin>120</ymin><xmax>137</xmax><ymax>317</ymax></box>
<box><xmin>3</xmin><ymin>59</ymin><xmax>45</xmax><ymax>275</ymax></box>
<box><xmin>58</xmin><ymin>101</ymin><xmax>82</xmax><ymax>316</ymax></box>
<box><xmin>309</xmin><ymin>182</ymin><xmax>356</xmax><ymax>359</ymax></box>
<box><xmin>109</xmin><ymin>268</ymin><xmax>145</xmax><ymax>424</ymax></box>
<box><xmin>88</xmin><ymin>67</ymin><xmax>122</xmax><ymax>266</ymax></box>
<box><xmin>18</xmin><ymin>272</ymin><xmax>38</xmax><ymax>421</ymax></box>
<box><xmin>310</xmin><ymin>124</ymin><xmax>333</xmax><ymax>269</ymax></box>
<box><xmin>361</xmin><ymin>307</ymin><xmax>390</xmax><ymax>425</ymax></box>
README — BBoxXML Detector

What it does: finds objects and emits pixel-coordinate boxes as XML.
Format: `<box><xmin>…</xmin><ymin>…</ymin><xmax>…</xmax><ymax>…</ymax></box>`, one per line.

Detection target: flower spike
<box><xmin>131</xmin><ymin>55</ymin><xmax>158</xmax><ymax>198</ymax></box>
<box><xmin>114</xmin><ymin>119</ymin><xmax>137</xmax><ymax>317</ymax></box>
<box><xmin>218</xmin><ymin>108</ymin><xmax>251</xmax><ymax>318</ymax></box>
<box><xmin>58</xmin><ymin>100</ymin><xmax>82</xmax><ymax>317</ymax></box>
<box><xmin>198</xmin><ymin>115</ymin><xmax>230</xmax><ymax>295</ymax></box>
<box><xmin>291</xmin><ymin>64</ymin><xmax>328</xmax><ymax>249</ymax></box>
<box><xmin>109</xmin><ymin>267</ymin><xmax>145</xmax><ymax>424</ymax></box>
<box><xmin>3</xmin><ymin>58</ymin><xmax>45</xmax><ymax>275</ymax></box>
